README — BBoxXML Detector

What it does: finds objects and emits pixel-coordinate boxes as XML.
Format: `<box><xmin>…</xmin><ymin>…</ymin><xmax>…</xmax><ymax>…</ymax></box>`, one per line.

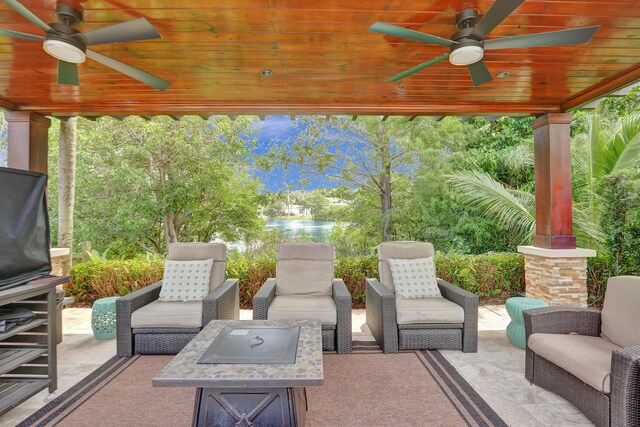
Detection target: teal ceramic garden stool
<box><xmin>505</xmin><ymin>297</ymin><xmax>549</xmax><ymax>349</ymax></box>
<box><xmin>92</xmin><ymin>296</ymin><xmax>120</xmax><ymax>340</ymax></box>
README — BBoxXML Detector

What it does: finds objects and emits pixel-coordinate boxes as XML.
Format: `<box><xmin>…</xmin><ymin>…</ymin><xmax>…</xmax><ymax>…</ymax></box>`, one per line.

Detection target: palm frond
<box><xmin>445</xmin><ymin>170</ymin><xmax>535</xmax><ymax>244</ymax></box>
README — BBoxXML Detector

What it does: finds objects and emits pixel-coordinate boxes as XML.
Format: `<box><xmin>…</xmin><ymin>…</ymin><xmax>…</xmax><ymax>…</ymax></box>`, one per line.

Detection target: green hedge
<box><xmin>66</xmin><ymin>252</ymin><xmax>526</xmax><ymax>307</ymax></box>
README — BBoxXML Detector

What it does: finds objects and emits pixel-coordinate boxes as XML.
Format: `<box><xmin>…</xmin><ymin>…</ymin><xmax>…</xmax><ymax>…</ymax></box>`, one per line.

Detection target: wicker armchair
<box><xmin>253</xmin><ymin>242</ymin><xmax>352</xmax><ymax>354</ymax></box>
<box><xmin>116</xmin><ymin>243</ymin><xmax>239</xmax><ymax>356</ymax></box>
<box><xmin>366</xmin><ymin>241</ymin><xmax>478</xmax><ymax>353</ymax></box>
<box><xmin>524</xmin><ymin>276</ymin><xmax>640</xmax><ymax>427</ymax></box>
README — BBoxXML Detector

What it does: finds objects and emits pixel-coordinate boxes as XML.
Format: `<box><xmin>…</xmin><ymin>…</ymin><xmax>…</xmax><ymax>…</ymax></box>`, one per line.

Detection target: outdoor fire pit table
<box><xmin>153</xmin><ymin>319</ymin><xmax>323</xmax><ymax>427</ymax></box>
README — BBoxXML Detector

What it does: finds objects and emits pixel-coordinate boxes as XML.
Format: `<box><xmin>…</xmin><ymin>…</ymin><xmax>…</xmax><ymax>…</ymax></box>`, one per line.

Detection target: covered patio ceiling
<box><xmin>0</xmin><ymin>0</ymin><xmax>639</xmax><ymax>117</ymax></box>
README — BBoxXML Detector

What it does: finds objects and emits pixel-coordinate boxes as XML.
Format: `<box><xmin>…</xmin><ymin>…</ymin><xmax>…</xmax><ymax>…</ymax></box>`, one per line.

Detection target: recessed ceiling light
<box><xmin>260</xmin><ymin>69</ymin><xmax>273</xmax><ymax>76</ymax></box>
<box><xmin>496</xmin><ymin>72</ymin><xmax>510</xmax><ymax>79</ymax></box>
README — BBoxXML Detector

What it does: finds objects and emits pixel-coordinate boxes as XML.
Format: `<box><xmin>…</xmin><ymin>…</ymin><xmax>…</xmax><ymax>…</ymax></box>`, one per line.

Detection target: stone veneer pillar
<box><xmin>50</xmin><ymin>248</ymin><xmax>71</xmax><ymax>276</ymax></box>
<box><xmin>517</xmin><ymin>246</ymin><xmax>596</xmax><ymax>307</ymax></box>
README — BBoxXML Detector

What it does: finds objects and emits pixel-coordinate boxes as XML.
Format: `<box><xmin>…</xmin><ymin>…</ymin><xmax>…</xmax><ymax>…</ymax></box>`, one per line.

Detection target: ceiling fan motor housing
<box><xmin>44</xmin><ymin>23</ymin><xmax>87</xmax><ymax>63</ymax></box>
<box><xmin>449</xmin><ymin>28</ymin><xmax>484</xmax><ymax>66</ymax></box>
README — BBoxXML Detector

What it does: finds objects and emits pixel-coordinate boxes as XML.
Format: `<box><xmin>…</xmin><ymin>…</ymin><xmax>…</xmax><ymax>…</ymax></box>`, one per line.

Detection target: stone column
<box><xmin>517</xmin><ymin>246</ymin><xmax>595</xmax><ymax>307</ymax></box>
<box><xmin>518</xmin><ymin>113</ymin><xmax>596</xmax><ymax>307</ymax></box>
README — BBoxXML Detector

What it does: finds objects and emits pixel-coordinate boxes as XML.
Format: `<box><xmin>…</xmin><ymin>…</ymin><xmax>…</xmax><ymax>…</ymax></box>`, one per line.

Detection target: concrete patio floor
<box><xmin>1</xmin><ymin>305</ymin><xmax>593</xmax><ymax>426</ymax></box>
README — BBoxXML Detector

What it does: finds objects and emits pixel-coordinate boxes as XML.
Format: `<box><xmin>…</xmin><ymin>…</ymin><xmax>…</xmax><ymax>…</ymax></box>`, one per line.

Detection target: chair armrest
<box><xmin>202</xmin><ymin>278</ymin><xmax>239</xmax><ymax>325</ymax></box>
<box><xmin>437</xmin><ymin>279</ymin><xmax>478</xmax><ymax>353</ymax></box>
<box><xmin>437</xmin><ymin>279</ymin><xmax>478</xmax><ymax>309</ymax></box>
<box><xmin>253</xmin><ymin>278</ymin><xmax>276</xmax><ymax>320</ymax></box>
<box><xmin>524</xmin><ymin>307</ymin><xmax>601</xmax><ymax>338</ymax></box>
<box><xmin>116</xmin><ymin>281</ymin><xmax>162</xmax><ymax>356</ymax></box>
<box><xmin>365</xmin><ymin>278</ymin><xmax>398</xmax><ymax>353</ymax></box>
<box><xmin>333</xmin><ymin>279</ymin><xmax>352</xmax><ymax>354</ymax></box>
<box><xmin>611</xmin><ymin>346</ymin><xmax>640</xmax><ymax>427</ymax></box>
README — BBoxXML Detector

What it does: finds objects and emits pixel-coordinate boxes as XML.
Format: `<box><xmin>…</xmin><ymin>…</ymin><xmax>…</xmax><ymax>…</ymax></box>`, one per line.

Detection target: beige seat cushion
<box><xmin>528</xmin><ymin>333</ymin><xmax>621</xmax><ymax>393</ymax></box>
<box><xmin>275</xmin><ymin>243</ymin><xmax>334</xmax><ymax>297</ymax></box>
<box><xmin>168</xmin><ymin>242</ymin><xmax>226</xmax><ymax>292</ymax></box>
<box><xmin>601</xmin><ymin>275</ymin><xmax>640</xmax><ymax>348</ymax></box>
<box><xmin>377</xmin><ymin>241</ymin><xmax>435</xmax><ymax>293</ymax></box>
<box><xmin>268</xmin><ymin>295</ymin><xmax>337</xmax><ymax>325</ymax></box>
<box><xmin>131</xmin><ymin>300</ymin><xmax>202</xmax><ymax>328</ymax></box>
<box><xmin>395</xmin><ymin>297</ymin><xmax>464</xmax><ymax>325</ymax></box>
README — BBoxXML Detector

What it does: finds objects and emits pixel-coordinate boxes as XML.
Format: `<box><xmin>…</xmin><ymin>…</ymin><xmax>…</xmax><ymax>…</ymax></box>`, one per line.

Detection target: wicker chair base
<box><xmin>398</xmin><ymin>328</ymin><xmax>462</xmax><ymax>350</ymax></box>
<box><xmin>133</xmin><ymin>329</ymin><xmax>199</xmax><ymax>355</ymax></box>
<box><xmin>531</xmin><ymin>353</ymin><xmax>610</xmax><ymax>427</ymax></box>
<box><xmin>322</xmin><ymin>327</ymin><xmax>335</xmax><ymax>352</ymax></box>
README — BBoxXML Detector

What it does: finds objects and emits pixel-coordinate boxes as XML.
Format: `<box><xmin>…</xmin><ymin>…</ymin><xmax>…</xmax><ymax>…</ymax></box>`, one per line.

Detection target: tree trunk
<box><xmin>380</xmin><ymin>137</ymin><xmax>393</xmax><ymax>241</ymax></box>
<box><xmin>58</xmin><ymin>117</ymin><xmax>77</xmax><ymax>275</ymax></box>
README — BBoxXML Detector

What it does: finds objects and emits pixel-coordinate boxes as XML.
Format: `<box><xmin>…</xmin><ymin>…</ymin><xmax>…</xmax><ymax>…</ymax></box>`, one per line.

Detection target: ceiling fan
<box><xmin>0</xmin><ymin>0</ymin><xmax>171</xmax><ymax>90</ymax></box>
<box><xmin>369</xmin><ymin>0</ymin><xmax>599</xmax><ymax>86</ymax></box>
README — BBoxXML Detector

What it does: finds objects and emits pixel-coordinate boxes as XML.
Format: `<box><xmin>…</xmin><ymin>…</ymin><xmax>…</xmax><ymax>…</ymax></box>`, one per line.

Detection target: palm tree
<box><xmin>446</xmin><ymin>112</ymin><xmax>640</xmax><ymax>249</ymax></box>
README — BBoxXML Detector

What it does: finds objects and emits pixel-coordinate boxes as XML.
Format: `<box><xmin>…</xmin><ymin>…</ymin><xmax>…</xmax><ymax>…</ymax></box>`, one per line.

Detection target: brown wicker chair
<box><xmin>366</xmin><ymin>241</ymin><xmax>478</xmax><ymax>353</ymax></box>
<box><xmin>524</xmin><ymin>275</ymin><xmax>640</xmax><ymax>427</ymax></box>
<box><xmin>252</xmin><ymin>242</ymin><xmax>352</xmax><ymax>354</ymax></box>
<box><xmin>116</xmin><ymin>243</ymin><xmax>239</xmax><ymax>356</ymax></box>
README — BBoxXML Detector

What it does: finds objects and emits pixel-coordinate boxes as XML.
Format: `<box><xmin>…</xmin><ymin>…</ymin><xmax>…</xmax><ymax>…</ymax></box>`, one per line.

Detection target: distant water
<box><xmin>265</xmin><ymin>219</ymin><xmax>336</xmax><ymax>242</ymax></box>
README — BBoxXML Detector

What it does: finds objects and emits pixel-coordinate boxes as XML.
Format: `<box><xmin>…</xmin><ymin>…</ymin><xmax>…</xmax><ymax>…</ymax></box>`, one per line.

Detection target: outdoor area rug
<box><xmin>19</xmin><ymin>346</ymin><xmax>506</xmax><ymax>427</ymax></box>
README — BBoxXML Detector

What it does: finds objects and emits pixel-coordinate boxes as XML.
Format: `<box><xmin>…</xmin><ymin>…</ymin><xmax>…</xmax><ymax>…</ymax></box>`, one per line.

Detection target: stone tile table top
<box><xmin>153</xmin><ymin>319</ymin><xmax>323</xmax><ymax>389</ymax></box>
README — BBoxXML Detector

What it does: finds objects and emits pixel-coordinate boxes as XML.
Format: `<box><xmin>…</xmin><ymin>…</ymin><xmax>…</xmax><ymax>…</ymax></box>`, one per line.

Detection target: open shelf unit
<box><xmin>0</xmin><ymin>276</ymin><xmax>68</xmax><ymax>416</ymax></box>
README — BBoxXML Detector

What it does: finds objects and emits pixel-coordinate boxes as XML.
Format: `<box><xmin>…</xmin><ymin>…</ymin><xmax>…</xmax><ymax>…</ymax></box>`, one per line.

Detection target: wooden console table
<box><xmin>0</xmin><ymin>276</ymin><xmax>68</xmax><ymax>416</ymax></box>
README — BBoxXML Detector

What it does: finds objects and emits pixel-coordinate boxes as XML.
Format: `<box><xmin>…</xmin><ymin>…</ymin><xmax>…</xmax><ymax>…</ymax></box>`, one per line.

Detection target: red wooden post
<box><xmin>532</xmin><ymin>113</ymin><xmax>576</xmax><ymax>249</ymax></box>
<box><xmin>5</xmin><ymin>112</ymin><xmax>51</xmax><ymax>174</ymax></box>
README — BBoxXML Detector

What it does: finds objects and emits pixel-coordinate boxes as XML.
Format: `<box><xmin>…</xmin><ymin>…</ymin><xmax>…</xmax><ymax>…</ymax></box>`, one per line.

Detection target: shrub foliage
<box><xmin>67</xmin><ymin>252</ymin><xmax>526</xmax><ymax>307</ymax></box>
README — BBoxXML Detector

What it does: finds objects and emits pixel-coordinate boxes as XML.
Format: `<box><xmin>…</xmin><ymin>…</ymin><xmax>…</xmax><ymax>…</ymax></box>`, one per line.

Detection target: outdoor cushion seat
<box><xmin>366</xmin><ymin>241</ymin><xmax>478</xmax><ymax>353</ymax></box>
<box><xmin>130</xmin><ymin>300</ymin><xmax>203</xmax><ymax>329</ymax></box>
<box><xmin>268</xmin><ymin>295</ymin><xmax>337</xmax><ymax>325</ymax></box>
<box><xmin>396</xmin><ymin>297</ymin><xmax>465</xmax><ymax>325</ymax></box>
<box><xmin>116</xmin><ymin>243</ymin><xmax>240</xmax><ymax>356</ymax></box>
<box><xmin>528</xmin><ymin>333</ymin><xmax>621</xmax><ymax>393</ymax></box>
<box><xmin>253</xmin><ymin>242</ymin><xmax>352</xmax><ymax>354</ymax></box>
<box><xmin>525</xmin><ymin>276</ymin><xmax>640</xmax><ymax>427</ymax></box>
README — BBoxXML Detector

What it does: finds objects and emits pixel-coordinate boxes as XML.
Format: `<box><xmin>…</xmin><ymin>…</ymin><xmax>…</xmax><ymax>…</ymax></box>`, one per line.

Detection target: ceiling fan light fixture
<box><xmin>43</xmin><ymin>39</ymin><xmax>86</xmax><ymax>63</ymax></box>
<box><xmin>449</xmin><ymin>44</ymin><xmax>484</xmax><ymax>66</ymax></box>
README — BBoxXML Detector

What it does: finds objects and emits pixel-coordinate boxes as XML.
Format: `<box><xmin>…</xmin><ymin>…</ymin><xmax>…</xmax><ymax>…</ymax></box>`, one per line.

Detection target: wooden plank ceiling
<box><xmin>0</xmin><ymin>0</ymin><xmax>639</xmax><ymax>117</ymax></box>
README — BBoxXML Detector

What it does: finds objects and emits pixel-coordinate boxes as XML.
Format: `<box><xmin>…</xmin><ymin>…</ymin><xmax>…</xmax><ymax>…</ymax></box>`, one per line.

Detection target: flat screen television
<box><xmin>0</xmin><ymin>167</ymin><xmax>51</xmax><ymax>290</ymax></box>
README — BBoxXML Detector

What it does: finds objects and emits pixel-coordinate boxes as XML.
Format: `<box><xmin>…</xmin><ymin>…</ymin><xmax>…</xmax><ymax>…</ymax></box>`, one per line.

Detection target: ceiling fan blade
<box><xmin>369</xmin><ymin>22</ymin><xmax>455</xmax><ymax>47</ymax></box>
<box><xmin>86</xmin><ymin>49</ymin><xmax>171</xmax><ymax>90</ymax></box>
<box><xmin>386</xmin><ymin>53</ymin><xmax>450</xmax><ymax>82</ymax></box>
<box><xmin>472</xmin><ymin>0</ymin><xmax>525</xmax><ymax>39</ymax></box>
<box><xmin>485</xmin><ymin>26</ymin><xmax>600</xmax><ymax>51</ymax></box>
<box><xmin>3</xmin><ymin>0</ymin><xmax>52</xmax><ymax>32</ymax></box>
<box><xmin>467</xmin><ymin>61</ymin><xmax>493</xmax><ymax>86</ymax></box>
<box><xmin>58</xmin><ymin>60</ymin><xmax>79</xmax><ymax>85</ymax></box>
<box><xmin>0</xmin><ymin>28</ymin><xmax>43</xmax><ymax>41</ymax></box>
<box><xmin>74</xmin><ymin>17</ymin><xmax>161</xmax><ymax>46</ymax></box>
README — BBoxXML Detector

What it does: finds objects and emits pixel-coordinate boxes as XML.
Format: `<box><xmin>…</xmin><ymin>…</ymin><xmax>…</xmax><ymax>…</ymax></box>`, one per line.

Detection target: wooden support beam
<box><xmin>563</xmin><ymin>64</ymin><xmax>640</xmax><ymax>111</ymax></box>
<box><xmin>5</xmin><ymin>112</ymin><xmax>51</xmax><ymax>174</ymax></box>
<box><xmin>0</xmin><ymin>96</ymin><xmax>16</xmax><ymax>111</ymax></box>
<box><xmin>532</xmin><ymin>113</ymin><xmax>576</xmax><ymax>249</ymax></box>
<box><xmin>381</xmin><ymin>115</ymin><xmax>389</xmax><ymax>121</ymax></box>
<box><xmin>407</xmin><ymin>115</ymin><xmax>417</xmax><ymax>121</ymax></box>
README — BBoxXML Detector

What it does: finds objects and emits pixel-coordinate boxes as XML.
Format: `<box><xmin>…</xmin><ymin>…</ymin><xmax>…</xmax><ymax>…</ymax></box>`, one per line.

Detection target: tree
<box><xmin>263</xmin><ymin>116</ymin><xmax>443</xmax><ymax>241</ymax></box>
<box><xmin>446</xmin><ymin>112</ymin><xmax>640</xmax><ymax>249</ymax></box>
<box><xmin>57</xmin><ymin>117</ymin><xmax>77</xmax><ymax>274</ymax></box>
<box><xmin>56</xmin><ymin>115</ymin><xmax>263</xmax><ymax>255</ymax></box>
